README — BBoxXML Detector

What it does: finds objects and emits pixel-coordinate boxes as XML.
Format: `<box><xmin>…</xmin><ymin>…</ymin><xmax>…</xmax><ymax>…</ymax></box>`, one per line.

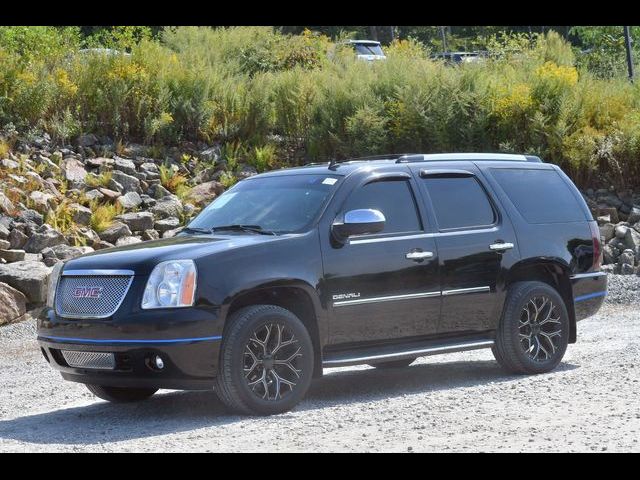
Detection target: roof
<box><xmin>252</xmin><ymin>153</ymin><xmax>543</xmax><ymax>179</ymax></box>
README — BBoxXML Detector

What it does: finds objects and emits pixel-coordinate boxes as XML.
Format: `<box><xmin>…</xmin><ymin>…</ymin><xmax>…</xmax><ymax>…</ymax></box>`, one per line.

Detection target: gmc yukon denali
<box><xmin>38</xmin><ymin>153</ymin><xmax>607</xmax><ymax>415</ymax></box>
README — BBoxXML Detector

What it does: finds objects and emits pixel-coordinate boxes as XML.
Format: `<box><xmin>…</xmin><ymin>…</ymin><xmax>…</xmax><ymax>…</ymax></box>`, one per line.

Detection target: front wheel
<box><xmin>215</xmin><ymin>305</ymin><xmax>314</xmax><ymax>416</ymax></box>
<box><xmin>493</xmin><ymin>281</ymin><xmax>570</xmax><ymax>375</ymax></box>
<box><xmin>85</xmin><ymin>384</ymin><xmax>158</xmax><ymax>403</ymax></box>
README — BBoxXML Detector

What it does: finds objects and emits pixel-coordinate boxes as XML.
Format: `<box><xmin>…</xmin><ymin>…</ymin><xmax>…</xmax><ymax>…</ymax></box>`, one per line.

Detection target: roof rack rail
<box><xmin>394</xmin><ymin>153</ymin><xmax>542</xmax><ymax>163</ymax></box>
<box><xmin>328</xmin><ymin>153</ymin><xmax>416</xmax><ymax>170</ymax></box>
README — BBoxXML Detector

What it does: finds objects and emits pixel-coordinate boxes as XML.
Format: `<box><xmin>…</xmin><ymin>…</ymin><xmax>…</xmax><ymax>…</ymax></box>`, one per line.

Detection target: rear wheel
<box><xmin>493</xmin><ymin>281</ymin><xmax>569</xmax><ymax>374</ymax></box>
<box><xmin>215</xmin><ymin>305</ymin><xmax>314</xmax><ymax>416</ymax></box>
<box><xmin>369</xmin><ymin>357</ymin><xmax>416</xmax><ymax>369</ymax></box>
<box><xmin>85</xmin><ymin>384</ymin><xmax>158</xmax><ymax>403</ymax></box>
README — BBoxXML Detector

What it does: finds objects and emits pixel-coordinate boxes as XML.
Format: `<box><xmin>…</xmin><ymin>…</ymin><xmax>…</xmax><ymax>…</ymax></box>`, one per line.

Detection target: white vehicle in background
<box><xmin>342</xmin><ymin>40</ymin><xmax>386</xmax><ymax>61</ymax></box>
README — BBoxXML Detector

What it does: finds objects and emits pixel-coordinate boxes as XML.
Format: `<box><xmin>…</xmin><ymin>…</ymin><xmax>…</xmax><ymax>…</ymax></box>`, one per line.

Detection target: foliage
<box><xmin>89</xmin><ymin>201</ymin><xmax>123</xmax><ymax>233</ymax></box>
<box><xmin>159</xmin><ymin>164</ymin><xmax>189</xmax><ymax>193</ymax></box>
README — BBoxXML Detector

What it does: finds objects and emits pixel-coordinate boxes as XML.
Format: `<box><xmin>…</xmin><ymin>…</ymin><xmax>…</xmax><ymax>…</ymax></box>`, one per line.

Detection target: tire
<box><xmin>493</xmin><ymin>281</ymin><xmax>570</xmax><ymax>375</ymax></box>
<box><xmin>85</xmin><ymin>384</ymin><xmax>158</xmax><ymax>403</ymax></box>
<box><xmin>368</xmin><ymin>357</ymin><xmax>416</xmax><ymax>369</ymax></box>
<box><xmin>215</xmin><ymin>305</ymin><xmax>314</xmax><ymax>416</ymax></box>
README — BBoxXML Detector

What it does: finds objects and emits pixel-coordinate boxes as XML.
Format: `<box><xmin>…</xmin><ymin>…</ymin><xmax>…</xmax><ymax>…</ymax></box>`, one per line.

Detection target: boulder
<box><xmin>70</xmin><ymin>203</ymin><xmax>92</xmax><ymax>225</ymax></box>
<box><xmin>85</xmin><ymin>157</ymin><xmax>114</xmax><ymax>169</ymax></box>
<box><xmin>0</xmin><ymin>223</ymin><xmax>9</xmax><ymax>240</ymax></box>
<box><xmin>0</xmin><ymin>282</ymin><xmax>27</xmax><ymax>325</ymax></box>
<box><xmin>111</xmin><ymin>170</ymin><xmax>140</xmax><ymax>193</ymax></box>
<box><xmin>599</xmin><ymin>223</ymin><xmax>615</xmax><ymax>243</ymax></box>
<box><xmin>8</xmin><ymin>229</ymin><xmax>28</xmax><ymax>250</ymax></box>
<box><xmin>152</xmin><ymin>185</ymin><xmax>172</xmax><ymax>199</ymax></box>
<box><xmin>42</xmin><ymin>244</ymin><xmax>94</xmax><ymax>262</ymax></box>
<box><xmin>61</xmin><ymin>158</ymin><xmax>87</xmax><ymax>184</ymax></box>
<box><xmin>0</xmin><ymin>239</ymin><xmax>9</xmax><ymax>250</ymax></box>
<box><xmin>84</xmin><ymin>189</ymin><xmax>105</xmax><ymax>202</ymax></box>
<box><xmin>620</xmin><ymin>263</ymin><xmax>635</xmax><ymax>275</ymax></box>
<box><xmin>75</xmin><ymin>227</ymin><xmax>101</xmax><ymax>247</ymax></box>
<box><xmin>187</xmin><ymin>180</ymin><xmax>224</xmax><ymax>207</ymax></box>
<box><xmin>623</xmin><ymin>226</ymin><xmax>640</xmax><ymax>255</ymax></box>
<box><xmin>599</xmin><ymin>207</ymin><xmax>619</xmax><ymax>224</ymax></box>
<box><xmin>113</xmin><ymin>156</ymin><xmax>137</xmax><ymax>175</ymax></box>
<box><xmin>97</xmin><ymin>222</ymin><xmax>132</xmax><ymax>244</ymax></box>
<box><xmin>23</xmin><ymin>225</ymin><xmax>68</xmax><ymax>253</ymax></box>
<box><xmin>142</xmin><ymin>229</ymin><xmax>159</xmax><ymax>241</ymax></box>
<box><xmin>155</xmin><ymin>217</ymin><xmax>180</xmax><ymax>232</ymax></box>
<box><xmin>94</xmin><ymin>240</ymin><xmax>114</xmax><ymax>250</ymax></box>
<box><xmin>115</xmin><ymin>236</ymin><xmax>143</xmax><ymax>247</ymax></box>
<box><xmin>77</xmin><ymin>133</ymin><xmax>98</xmax><ymax>147</ymax></box>
<box><xmin>98</xmin><ymin>188</ymin><xmax>121</xmax><ymax>200</ymax></box>
<box><xmin>628</xmin><ymin>206</ymin><xmax>640</xmax><ymax>224</ymax></box>
<box><xmin>162</xmin><ymin>227</ymin><xmax>183</xmax><ymax>239</ymax></box>
<box><xmin>0</xmin><ymin>249</ymin><xmax>26</xmax><ymax>263</ymax></box>
<box><xmin>140</xmin><ymin>162</ymin><xmax>159</xmax><ymax>174</ymax></box>
<box><xmin>1</xmin><ymin>192</ymin><xmax>17</xmax><ymax>215</ymax></box>
<box><xmin>115</xmin><ymin>212</ymin><xmax>154</xmax><ymax>232</ymax></box>
<box><xmin>151</xmin><ymin>196</ymin><xmax>183</xmax><ymax>219</ymax></box>
<box><xmin>17</xmin><ymin>209</ymin><xmax>44</xmax><ymax>227</ymax></box>
<box><xmin>0</xmin><ymin>261</ymin><xmax>52</xmax><ymax>303</ymax></box>
<box><xmin>117</xmin><ymin>191</ymin><xmax>143</xmax><ymax>210</ymax></box>
<box><xmin>618</xmin><ymin>249</ymin><xmax>635</xmax><ymax>266</ymax></box>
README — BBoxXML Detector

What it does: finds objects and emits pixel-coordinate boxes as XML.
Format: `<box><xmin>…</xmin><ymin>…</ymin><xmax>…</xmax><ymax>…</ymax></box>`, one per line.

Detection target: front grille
<box><xmin>61</xmin><ymin>350</ymin><xmax>116</xmax><ymax>370</ymax></box>
<box><xmin>55</xmin><ymin>274</ymin><xmax>133</xmax><ymax>318</ymax></box>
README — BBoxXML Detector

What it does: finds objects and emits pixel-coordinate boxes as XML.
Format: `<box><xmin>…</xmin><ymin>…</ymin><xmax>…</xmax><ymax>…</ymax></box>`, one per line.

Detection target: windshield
<box><xmin>354</xmin><ymin>44</ymin><xmax>384</xmax><ymax>56</ymax></box>
<box><xmin>187</xmin><ymin>174</ymin><xmax>341</xmax><ymax>234</ymax></box>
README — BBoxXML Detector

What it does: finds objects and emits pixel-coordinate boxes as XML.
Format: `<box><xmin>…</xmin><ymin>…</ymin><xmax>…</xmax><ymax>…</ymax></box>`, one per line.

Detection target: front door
<box><xmin>321</xmin><ymin>169</ymin><xmax>441</xmax><ymax>345</ymax></box>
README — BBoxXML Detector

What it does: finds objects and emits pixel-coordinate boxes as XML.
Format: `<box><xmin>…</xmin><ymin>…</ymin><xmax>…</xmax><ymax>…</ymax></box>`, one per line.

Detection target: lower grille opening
<box><xmin>60</xmin><ymin>350</ymin><xmax>116</xmax><ymax>370</ymax></box>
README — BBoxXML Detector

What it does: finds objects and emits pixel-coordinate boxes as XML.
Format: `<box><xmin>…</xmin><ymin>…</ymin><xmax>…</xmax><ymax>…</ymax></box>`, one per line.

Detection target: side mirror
<box><xmin>332</xmin><ymin>209</ymin><xmax>386</xmax><ymax>242</ymax></box>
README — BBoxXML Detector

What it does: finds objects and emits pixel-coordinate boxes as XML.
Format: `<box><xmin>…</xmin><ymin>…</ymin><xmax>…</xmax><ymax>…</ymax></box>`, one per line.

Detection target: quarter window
<box><xmin>342</xmin><ymin>180</ymin><xmax>422</xmax><ymax>234</ymax></box>
<box><xmin>423</xmin><ymin>176</ymin><xmax>495</xmax><ymax>230</ymax></box>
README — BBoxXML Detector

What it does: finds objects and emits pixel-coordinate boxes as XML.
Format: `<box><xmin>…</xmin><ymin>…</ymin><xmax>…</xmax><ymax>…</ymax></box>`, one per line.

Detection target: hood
<box><xmin>63</xmin><ymin>233</ymin><xmax>289</xmax><ymax>275</ymax></box>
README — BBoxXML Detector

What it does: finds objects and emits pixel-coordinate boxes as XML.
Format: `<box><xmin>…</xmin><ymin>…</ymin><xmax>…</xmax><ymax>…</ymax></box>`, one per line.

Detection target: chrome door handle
<box><xmin>406</xmin><ymin>251</ymin><xmax>434</xmax><ymax>260</ymax></box>
<box><xmin>489</xmin><ymin>242</ymin><xmax>514</xmax><ymax>251</ymax></box>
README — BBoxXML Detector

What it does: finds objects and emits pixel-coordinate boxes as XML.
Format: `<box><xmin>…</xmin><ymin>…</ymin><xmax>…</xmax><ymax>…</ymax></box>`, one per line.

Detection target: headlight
<box><xmin>142</xmin><ymin>260</ymin><xmax>197</xmax><ymax>309</ymax></box>
<box><xmin>47</xmin><ymin>261</ymin><xmax>64</xmax><ymax>309</ymax></box>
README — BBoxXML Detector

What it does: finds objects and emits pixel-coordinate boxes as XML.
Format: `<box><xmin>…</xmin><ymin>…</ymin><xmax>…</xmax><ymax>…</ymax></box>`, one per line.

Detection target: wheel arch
<box><xmin>504</xmin><ymin>259</ymin><xmax>576</xmax><ymax>343</ymax></box>
<box><xmin>223</xmin><ymin>281</ymin><xmax>325</xmax><ymax>377</ymax></box>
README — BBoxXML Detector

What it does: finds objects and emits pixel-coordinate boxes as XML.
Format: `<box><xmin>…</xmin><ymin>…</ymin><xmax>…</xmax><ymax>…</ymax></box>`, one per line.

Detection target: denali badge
<box><xmin>72</xmin><ymin>287</ymin><xmax>104</xmax><ymax>299</ymax></box>
<box><xmin>332</xmin><ymin>292</ymin><xmax>361</xmax><ymax>301</ymax></box>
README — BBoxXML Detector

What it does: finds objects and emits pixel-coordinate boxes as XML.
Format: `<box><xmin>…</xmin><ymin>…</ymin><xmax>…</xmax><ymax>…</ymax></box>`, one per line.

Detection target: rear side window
<box><xmin>343</xmin><ymin>180</ymin><xmax>421</xmax><ymax>234</ymax></box>
<box><xmin>423</xmin><ymin>176</ymin><xmax>496</xmax><ymax>230</ymax></box>
<box><xmin>491</xmin><ymin>168</ymin><xmax>586</xmax><ymax>224</ymax></box>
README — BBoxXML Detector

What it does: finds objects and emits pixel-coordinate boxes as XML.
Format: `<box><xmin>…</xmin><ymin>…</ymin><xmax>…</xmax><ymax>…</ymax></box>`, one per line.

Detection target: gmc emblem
<box><xmin>72</xmin><ymin>287</ymin><xmax>103</xmax><ymax>299</ymax></box>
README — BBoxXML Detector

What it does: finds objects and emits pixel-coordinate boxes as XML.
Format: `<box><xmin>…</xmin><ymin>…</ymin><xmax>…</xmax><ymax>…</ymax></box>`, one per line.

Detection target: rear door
<box><xmin>410</xmin><ymin>162</ymin><xmax>519</xmax><ymax>334</ymax></box>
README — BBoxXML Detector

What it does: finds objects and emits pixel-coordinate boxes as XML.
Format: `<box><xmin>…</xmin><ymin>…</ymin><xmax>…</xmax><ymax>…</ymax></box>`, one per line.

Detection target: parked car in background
<box><xmin>341</xmin><ymin>39</ymin><xmax>387</xmax><ymax>61</ymax></box>
<box><xmin>432</xmin><ymin>51</ymin><xmax>487</xmax><ymax>64</ymax></box>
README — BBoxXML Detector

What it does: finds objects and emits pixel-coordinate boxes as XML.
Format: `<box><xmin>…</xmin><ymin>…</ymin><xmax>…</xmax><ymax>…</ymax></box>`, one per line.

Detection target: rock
<box><xmin>0</xmin><ymin>192</ymin><xmax>15</xmax><ymax>215</ymax></box>
<box><xmin>0</xmin><ymin>224</ymin><xmax>9</xmax><ymax>240</ymax></box>
<box><xmin>27</xmin><ymin>191</ymin><xmax>54</xmax><ymax>213</ymax></box>
<box><xmin>140</xmin><ymin>162</ymin><xmax>159</xmax><ymax>174</ymax></box>
<box><xmin>97</xmin><ymin>222</ymin><xmax>132</xmax><ymax>244</ymax></box>
<box><xmin>628</xmin><ymin>206</ymin><xmax>640</xmax><ymax>224</ymax></box>
<box><xmin>43</xmin><ymin>244</ymin><xmax>94</xmax><ymax>262</ymax></box>
<box><xmin>187</xmin><ymin>180</ymin><xmax>224</xmax><ymax>207</ymax></box>
<box><xmin>0</xmin><ymin>249</ymin><xmax>26</xmax><ymax>263</ymax></box>
<box><xmin>1</xmin><ymin>158</ymin><xmax>20</xmax><ymax>170</ymax></box>
<box><xmin>0</xmin><ymin>261</ymin><xmax>52</xmax><ymax>303</ymax></box>
<box><xmin>23</xmin><ymin>225</ymin><xmax>68</xmax><ymax>253</ymax></box>
<box><xmin>597</xmin><ymin>214</ymin><xmax>611</xmax><ymax>225</ymax></box>
<box><xmin>618</xmin><ymin>249</ymin><xmax>635</xmax><ymax>266</ymax></box>
<box><xmin>0</xmin><ymin>239</ymin><xmax>9</xmax><ymax>250</ymax></box>
<box><xmin>199</xmin><ymin>146</ymin><xmax>219</xmax><ymax>163</ymax></box>
<box><xmin>140</xmin><ymin>194</ymin><xmax>156</xmax><ymax>208</ymax></box>
<box><xmin>107</xmin><ymin>178</ymin><xmax>124</xmax><ymax>193</ymax></box>
<box><xmin>84</xmin><ymin>189</ymin><xmax>105</xmax><ymax>202</ymax></box>
<box><xmin>77</xmin><ymin>133</ymin><xmax>98</xmax><ymax>147</ymax></box>
<box><xmin>0</xmin><ymin>282</ymin><xmax>27</xmax><ymax>325</ymax></box>
<box><xmin>8</xmin><ymin>229</ymin><xmax>28</xmax><ymax>249</ymax></box>
<box><xmin>155</xmin><ymin>217</ymin><xmax>180</xmax><ymax>232</ymax></box>
<box><xmin>94</xmin><ymin>240</ymin><xmax>114</xmax><ymax>250</ymax></box>
<box><xmin>69</xmin><ymin>203</ymin><xmax>92</xmax><ymax>225</ymax></box>
<box><xmin>620</xmin><ymin>263</ymin><xmax>635</xmax><ymax>275</ymax></box>
<box><xmin>599</xmin><ymin>207</ymin><xmax>619</xmax><ymax>224</ymax></box>
<box><xmin>111</xmin><ymin>170</ymin><xmax>140</xmax><ymax>193</ymax></box>
<box><xmin>615</xmin><ymin>225</ymin><xmax>628</xmax><ymax>239</ymax></box>
<box><xmin>115</xmin><ymin>212</ymin><xmax>154</xmax><ymax>232</ymax></box>
<box><xmin>599</xmin><ymin>223</ymin><xmax>615</xmax><ymax>243</ymax></box>
<box><xmin>142</xmin><ymin>229</ymin><xmax>159</xmax><ymax>241</ymax></box>
<box><xmin>117</xmin><ymin>191</ymin><xmax>143</xmax><ymax>210</ymax></box>
<box><xmin>113</xmin><ymin>156</ymin><xmax>137</xmax><ymax>175</ymax></box>
<box><xmin>43</xmin><ymin>257</ymin><xmax>60</xmax><ymax>267</ymax></box>
<box><xmin>151</xmin><ymin>196</ymin><xmax>183</xmax><ymax>219</ymax></box>
<box><xmin>85</xmin><ymin>157</ymin><xmax>114</xmax><ymax>169</ymax></box>
<box><xmin>238</xmin><ymin>164</ymin><xmax>258</xmax><ymax>180</ymax></box>
<box><xmin>152</xmin><ymin>185</ymin><xmax>172</xmax><ymax>199</ymax></box>
<box><xmin>16</xmin><ymin>209</ymin><xmax>43</xmax><ymax>227</ymax></box>
<box><xmin>623</xmin><ymin>226</ymin><xmax>640</xmax><ymax>255</ymax></box>
<box><xmin>162</xmin><ymin>227</ymin><xmax>183</xmax><ymax>238</ymax></box>
<box><xmin>76</xmin><ymin>227</ymin><xmax>101</xmax><ymax>246</ymax></box>
<box><xmin>115</xmin><ymin>236</ymin><xmax>142</xmax><ymax>247</ymax></box>
<box><xmin>61</xmin><ymin>158</ymin><xmax>87</xmax><ymax>184</ymax></box>
<box><xmin>98</xmin><ymin>187</ymin><xmax>121</xmax><ymax>200</ymax></box>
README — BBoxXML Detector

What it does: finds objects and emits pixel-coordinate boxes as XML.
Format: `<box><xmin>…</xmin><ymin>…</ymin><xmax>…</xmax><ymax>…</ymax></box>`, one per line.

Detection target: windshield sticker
<box><xmin>322</xmin><ymin>178</ymin><xmax>338</xmax><ymax>186</ymax></box>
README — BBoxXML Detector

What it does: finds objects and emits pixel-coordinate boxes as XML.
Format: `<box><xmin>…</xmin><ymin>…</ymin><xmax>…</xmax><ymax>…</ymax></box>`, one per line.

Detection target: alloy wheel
<box><xmin>519</xmin><ymin>295</ymin><xmax>563</xmax><ymax>362</ymax></box>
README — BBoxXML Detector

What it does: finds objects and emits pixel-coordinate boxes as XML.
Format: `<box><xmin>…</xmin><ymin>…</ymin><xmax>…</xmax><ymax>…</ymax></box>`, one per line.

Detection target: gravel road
<box><xmin>1</xmin><ymin>275</ymin><xmax>639</xmax><ymax>452</ymax></box>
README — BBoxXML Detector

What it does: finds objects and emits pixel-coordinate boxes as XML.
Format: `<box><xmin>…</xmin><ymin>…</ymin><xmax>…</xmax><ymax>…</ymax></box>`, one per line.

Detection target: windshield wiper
<box><xmin>210</xmin><ymin>224</ymin><xmax>277</xmax><ymax>236</ymax></box>
<box><xmin>182</xmin><ymin>226</ymin><xmax>215</xmax><ymax>234</ymax></box>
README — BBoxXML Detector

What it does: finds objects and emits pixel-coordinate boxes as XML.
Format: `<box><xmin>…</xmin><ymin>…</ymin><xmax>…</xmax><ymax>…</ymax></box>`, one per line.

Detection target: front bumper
<box><xmin>571</xmin><ymin>272</ymin><xmax>607</xmax><ymax>321</ymax></box>
<box><xmin>37</xmin><ymin>304</ymin><xmax>223</xmax><ymax>390</ymax></box>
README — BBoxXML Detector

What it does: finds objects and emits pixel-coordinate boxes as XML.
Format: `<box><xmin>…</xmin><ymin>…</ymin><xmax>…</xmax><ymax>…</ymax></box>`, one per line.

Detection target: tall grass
<box><xmin>2</xmin><ymin>27</ymin><xmax>640</xmax><ymax>188</ymax></box>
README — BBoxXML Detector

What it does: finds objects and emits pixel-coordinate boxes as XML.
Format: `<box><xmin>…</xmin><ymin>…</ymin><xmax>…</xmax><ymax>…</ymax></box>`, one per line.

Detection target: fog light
<box><xmin>154</xmin><ymin>355</ymin><xmax>164</xmax><ymax>370</ymax></box>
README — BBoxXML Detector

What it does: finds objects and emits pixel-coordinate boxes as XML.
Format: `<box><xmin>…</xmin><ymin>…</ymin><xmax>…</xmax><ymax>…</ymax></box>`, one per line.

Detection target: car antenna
<box><xmin>328</xmin><ymin>158</ymin><xmax>338</xmax><ymax>171</ymax></box>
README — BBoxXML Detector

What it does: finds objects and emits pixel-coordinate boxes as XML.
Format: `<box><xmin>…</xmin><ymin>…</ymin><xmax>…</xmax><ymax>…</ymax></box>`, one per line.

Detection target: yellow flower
<box><xmin>535</xmin><ymin>61</ymin><xmax>578</xmax><ymax>86</ymax></box>
<box><xmin>493</xmin><ymin>83</ymin><xmax>533</xmax><ymax>119</ymax></box>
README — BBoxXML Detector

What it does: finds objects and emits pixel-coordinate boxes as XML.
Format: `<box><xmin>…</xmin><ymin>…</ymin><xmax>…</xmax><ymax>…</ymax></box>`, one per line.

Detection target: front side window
<box><xmin>342</xmin><ymin>180</ymin><xmax>422</xmax><ymax>234</ymax></box>
<box><xmin>423</xmin><ymin>176</ymin><xmax>496</xmax><ymax>230</ymax></box>
<box><xmin>188</xmin><ymin>174</ymin><xmax>340</xmax><ymax>234</ymax></box>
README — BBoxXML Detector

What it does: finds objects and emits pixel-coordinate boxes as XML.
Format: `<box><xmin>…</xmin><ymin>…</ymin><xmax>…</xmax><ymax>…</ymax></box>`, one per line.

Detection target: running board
<box><xmin>322</xmin><ymin>337</ymin><xmax>494</xmax><ymax>368</ymax></box>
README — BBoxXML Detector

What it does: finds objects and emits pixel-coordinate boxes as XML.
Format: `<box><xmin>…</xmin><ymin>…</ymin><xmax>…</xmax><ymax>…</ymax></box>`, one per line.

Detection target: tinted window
<box><xmin>343</xmin><ymin>180</ymin><xmax>421</xmax><ymax>234</ymax></box>
<box><xmin>491</xmin><ymin>168</ymin><xmax>586</xmax><ymax>224</ymax></box>
<box><xmin>423</xmin><ymin>176</ymin><xmax>495</xmax><ymax>229</ymax></box>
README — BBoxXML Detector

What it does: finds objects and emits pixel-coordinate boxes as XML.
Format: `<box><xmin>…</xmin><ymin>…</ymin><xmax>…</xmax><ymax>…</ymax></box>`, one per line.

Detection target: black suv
<box><xmin>38</xmin><ymin>153</ymin><xmax>607</xmax><ymax>415</ymax></box>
